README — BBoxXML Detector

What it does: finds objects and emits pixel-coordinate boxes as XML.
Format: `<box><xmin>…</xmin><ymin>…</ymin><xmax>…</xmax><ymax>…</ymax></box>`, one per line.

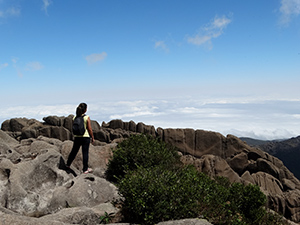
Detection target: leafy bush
<box><xmin>118</xmin><ymin>165</ymin><xmax>217</xmax><ymax>224</ymax></box>
<box><xmin>106</xmin><ymin>134</ymin><xmax>289</xmax><ymax>225</ymax></box>
<box><xmin>228</xmin><ymin>183</ymin><xmax>266</xmax><ymax>223</ymax></box>
<box><xmin>118</xmin><ymin>165</ymin><xmax>272</xmax><ymax>225</ymax></box>
<box><xmin>105</xmin><ymin>134</ymin><xmax>180</xmax><ymax>182</ymax></box>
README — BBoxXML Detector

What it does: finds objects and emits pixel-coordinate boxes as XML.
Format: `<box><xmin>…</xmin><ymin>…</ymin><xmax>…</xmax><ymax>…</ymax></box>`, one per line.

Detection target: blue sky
<box><xmin>1</xmin><ymin>0</ymin><xmax>300</xmax><ymax>140</ymax></box>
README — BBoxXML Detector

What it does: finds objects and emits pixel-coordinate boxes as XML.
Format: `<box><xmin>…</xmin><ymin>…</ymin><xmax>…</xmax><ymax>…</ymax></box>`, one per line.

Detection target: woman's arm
<box><xmin>87</xmin><ymin>117</ymin><xmax>95</xmax><ymax>143</ymax></box>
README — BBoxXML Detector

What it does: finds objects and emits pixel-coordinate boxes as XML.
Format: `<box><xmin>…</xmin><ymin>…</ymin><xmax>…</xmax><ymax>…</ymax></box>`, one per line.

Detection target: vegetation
<box><xmin>105</xmin><ymin>134</ymin><xmax>180</xmax><ymax>182</ymax></box>
<box><xmin>99</xmin><ymin>212</ymin><xmax>113</xmax><ymax>224</ymax></box>
<box><xmin>106</xmin><ymin>134</ymin><xmax>289</xmax><ymax>225</ymax></box>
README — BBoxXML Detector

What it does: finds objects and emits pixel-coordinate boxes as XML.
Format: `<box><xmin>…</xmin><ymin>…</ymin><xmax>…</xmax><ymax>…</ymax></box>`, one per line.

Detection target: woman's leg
<box><xmin>81</xmin><ymin>137</ymin><xmax>90</xmax><ymax>172</ymax></box>
<box><xmin>67</xmin><ymin>138</ymin><xmax>81</xmax><ymax>167</ymax></box>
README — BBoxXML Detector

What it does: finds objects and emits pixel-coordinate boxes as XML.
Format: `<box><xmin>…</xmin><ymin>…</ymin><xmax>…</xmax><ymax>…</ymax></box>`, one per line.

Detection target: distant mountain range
<box><xmin>240</xmin><ymin>136</ymin><xmax>300</xmax><ymax>179</ymax></box>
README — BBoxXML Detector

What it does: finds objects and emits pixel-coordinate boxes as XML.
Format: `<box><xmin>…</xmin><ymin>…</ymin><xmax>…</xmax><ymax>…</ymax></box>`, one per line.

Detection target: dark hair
<box><xmin>76</xmin><ymin>103</ymin><xmax>87</xmax><ymax>117</ymax></box>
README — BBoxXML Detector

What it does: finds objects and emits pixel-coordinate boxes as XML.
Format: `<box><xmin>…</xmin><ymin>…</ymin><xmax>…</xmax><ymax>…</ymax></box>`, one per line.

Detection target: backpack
<box><xmin>72</xmin><ymin>115</ymin><xmax>86</xmax><ymax>135</ymax></box>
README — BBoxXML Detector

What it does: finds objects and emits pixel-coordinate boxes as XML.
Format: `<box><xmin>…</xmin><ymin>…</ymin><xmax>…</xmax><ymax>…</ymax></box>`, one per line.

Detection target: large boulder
<box><xmin>0</xmin><ymin>116</ymin><xmax>73</xmax><ymax>142</ymax></box>
<box><xmin>94</xmin><ymin>128</ymin><xmax>110</xmax><ymax>143</ymax></box>
<box><xmin>1</xmin><ymin>118</ymin><xmax>40</xmax><ymax>132</ymax></box>
<box><xmin>181</xmin><ymin>154</ymin><xmax>241</xmax><ymax>183</ymax></box>
<box><xmin>227</xmin><ymin>152</ymin><xmax>249</xmax><ymax>176</ymax></box>
<box><xmin>21</xmin><ymin>122</ymin><xmax>43</xmax><ymax>139</ymax></box>
<box><xmin>49</xmin><ymin>174</ymin><xmax>120</xmax><ymax>211</ymax></box>
<box><xmin>136</xmin><ymin>122</ymin><xmax>156</xmax><ymax>136</ymax></box>
<box><xmin>0</xmin><ymin>212</ymin><xmax>69</xmax><ymax>225</ymax></box>
<box><xmin>40</xmin><ymin>203</ymin><xmax>120</xmax><ymax>225</ymax></box>
<box><xmin>162</xmin><ymin>128</ymin><xmax>227</xmax><ymax>158</ymax></box>
<box><xmin>43</xmin><ymin>116</ymin><xmax>65</xmax><ymax>126</ymax></box>
<box><xmin>39</xmin><ymin>126</ymin><xmax>72</xmax><ymax>141</ymax></box>
<box><xmin>0</xmin><ymin>130</ymin><xmax>21</xmax><ymax>163</ymax></box>
<box><xmin>21</xmin><ymin>124</ymin><xmax>72</xmax><ymax>141</ymax></box>
<box><xmin>252</xmin><ymin>172</ymin><xmax>283</xmax><ymax>195</ymax></box>
<box><xmin>0</xmin><ymin>202</ymin><xmax>121</xmax><ymax>225</ymax></box>
<box><xmin>104</xmin><ymin>119</ymin><xmax>156</xmax><ymax>137</ymax></box>
<box><xmin>163</xmin><ymin>128</ymin><xmax>196</xmax><ymax>156</ymax></box>
<box><xmin>0</xmin><ymin>130</ymin><xmax>19</xmax><ymax>147</ymax></box>
<box><xmin>0</xmin><ymin>149</ymin><xmax>72</xmax><ymax>216</ymax></box>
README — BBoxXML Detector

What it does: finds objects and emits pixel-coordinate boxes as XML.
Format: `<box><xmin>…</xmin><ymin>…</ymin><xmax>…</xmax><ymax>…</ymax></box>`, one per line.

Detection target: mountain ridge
<box><xmin>240</xmin><ymin>136</ymin><xmax>300</xmax><ymax>179</ymax></box>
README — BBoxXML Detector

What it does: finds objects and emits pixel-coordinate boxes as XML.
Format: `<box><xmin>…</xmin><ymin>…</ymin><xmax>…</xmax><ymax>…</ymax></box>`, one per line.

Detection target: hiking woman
<box><xmin>66</xmin><ymin>103</ymin><xmax>94</xmax><ymax>174</ymax></box>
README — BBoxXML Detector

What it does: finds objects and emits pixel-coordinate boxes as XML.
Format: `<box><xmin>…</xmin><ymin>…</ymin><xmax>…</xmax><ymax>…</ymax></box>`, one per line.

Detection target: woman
<box><xmin>66</xmin><ymin>103</ymin><xmax>95</xmax><ymax>174</ymax></box>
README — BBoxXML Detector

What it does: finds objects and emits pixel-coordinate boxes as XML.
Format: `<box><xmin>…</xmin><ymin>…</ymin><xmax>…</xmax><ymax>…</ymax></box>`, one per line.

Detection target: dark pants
<box><xmin>67</xmin><ymin>137</ymin><xmax>90</xmax><ymax>172</ymax></box>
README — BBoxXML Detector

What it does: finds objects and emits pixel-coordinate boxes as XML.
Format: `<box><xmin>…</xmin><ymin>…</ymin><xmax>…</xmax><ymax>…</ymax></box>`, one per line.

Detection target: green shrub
<box><xmin>118</xmin><ymin>165</ymin><xmax>218</xmax><ymax>225</ymax></box>
<box><xmin>259</xmin><ymin>210</ymin><xmax>290</xmax><ymax>225</ymax></box>
<box><xmin>105</xmin><ymin>134</ymin><xmax>180</xmax><ymax>182</ymax></box>
<box><xmin>106</xmin><ymin>134</ymin><xmax>289</xmax><ymax>225</ymax></box>
<box><xmin>119</xmin><ymin>166</ymin><xmax>270</xmax><ymax>225</ymax></box>
<box><xmin>227</xmin><ymin>183</ymin><xmax>266</xmax><ymax>223</ymax></box>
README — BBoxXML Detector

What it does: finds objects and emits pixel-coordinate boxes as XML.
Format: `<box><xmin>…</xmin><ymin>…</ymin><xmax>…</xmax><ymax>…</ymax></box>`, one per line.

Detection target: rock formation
<box><xmin>0</xmin><ymin>128</ymin><xmax>122</xmax><ymax>224</ymax></box>
<box><xmin>1</xmin><ymin>116</ymin><xmax>300</xmax><ymax>224</ymax></box>
<box><xmin>241</xmin><ymin>136</ymin><xmax>300</xmax><ymax>180</ymax></box>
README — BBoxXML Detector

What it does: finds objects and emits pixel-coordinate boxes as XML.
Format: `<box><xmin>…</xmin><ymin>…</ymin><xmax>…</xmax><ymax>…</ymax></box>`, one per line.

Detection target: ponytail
<box><xmin>76</xmin><ymin>103</ymin><xmax>87</xmax><ymax>117</ymax></box>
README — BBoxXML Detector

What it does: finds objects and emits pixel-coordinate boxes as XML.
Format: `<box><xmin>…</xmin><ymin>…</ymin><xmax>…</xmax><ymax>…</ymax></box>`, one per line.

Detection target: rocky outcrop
<box><xmin>1</xmin><ymin>117</ymin><xmax>156</xmax><ymax>144</ymax></box>
<box><xmin>0</xmin><ymin>129</ymin><xmax>122</xmax><ymax>224</ymax></box>
<box><xmin>102</xmin><ymin>119</ymin><xmax>300</xmax><ymax>223</ymax></box>
<box><xmin>242</xmin><ymin>136</ymin><xmax>300</xmax><ymax>181</ymax></box>
<box><xmin>167</xmin><ymin>130</ymin><xmax>300</xmax><ymax>222</ymax></box>
<box><xmin>1</xmin><ymin>116</ymin><xmax>300</xmax><ymax>223</ymax></box>
<box><xmin>1</xmin><ymin>116</ymin><xmax>73</xmax><ymax>141</ymax></box>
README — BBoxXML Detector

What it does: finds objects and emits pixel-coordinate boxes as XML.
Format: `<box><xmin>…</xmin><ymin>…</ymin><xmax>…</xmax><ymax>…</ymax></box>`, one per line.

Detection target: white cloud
<box><xmin>11</xmin><ymin>58</ymin><xmax>43</xmax><ymax>76</ymax></box>
<box><xmin>0</xmin><ymin>63</ymin><xmax>8</xmax><ymax>70</ymax></box>
<box><xmin>0</xmin><ymin>104</ymin><xmax>76</xmax><ymax>122</ymax></box>
<box><xmin>6</xmin><ymin>7</ymin><xmax>21</xmax><ymax>17</ymax></box>
<box><xmin>1</xmin><ymin>97</ymin><xmax>300</xmax><ymax>141</ymax></box>
<box><xmin>109</xmin><ymin>101</ymin><xmax>162</xmax><ymax>119</ymax></box>
<box><xmin>11</xmin><ymin>57</ymin><xmax>18</xmax><ymax>64</ymax></box>
<box><xmin>85</xmin><ymin>52</ymin><xmax>107</xmax><ymax>65</ymax></box>
<box><xmin>42</xmin><ymin>0</ymin><xmax>52</xmax><ymax>15</ymax></box>
<box><xmin>25</xmin><ymin>61</ymin><xmax>44</xmax><ymax>71</ymax></box>
<box><xmin>11</xmin><ymin>57</ymin><xmax>23</xmax><ymax>77</ymax></box>
<box><xmin>0</xmin><ymin>6</ymin><xmax>21</xmax><ymax>18</ymax></box>
<box><xmin>279</xmin><ymin>0</ymin><xmax>300</xmax><ymax>25</ymax></box>
<box><xmin>224</xmin><ymin>128</ymin><xmax>296</xmax><ymax>140</ymax></box>
<box><xmin>88</xmin><ymin>98</ymin><xmax>300</xmax><ymax>140</ymax></box>
<box><xmin>187</xmin><ymin>15</ymin><xmax>232</xmax><ymax>49</ymax></box>
<box><xmin>154</xmin><ymin>41</ymin><xmax>169</xmax><ymax>52</ymax></box>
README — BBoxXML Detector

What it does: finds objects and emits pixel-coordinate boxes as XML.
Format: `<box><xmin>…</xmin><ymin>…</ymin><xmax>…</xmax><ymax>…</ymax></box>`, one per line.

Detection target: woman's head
<box><xmin>76</xmin><ymin>103</ymin><xmax>87</xmax><ymax>116</ymax></box>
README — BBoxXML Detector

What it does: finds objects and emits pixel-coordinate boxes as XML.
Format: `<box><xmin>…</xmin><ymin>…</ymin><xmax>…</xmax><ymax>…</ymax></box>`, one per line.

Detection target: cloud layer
<box><xmin>1</xmin><ymin>98</ymin><xmax>299</xmax><ymax>140</ymax></box>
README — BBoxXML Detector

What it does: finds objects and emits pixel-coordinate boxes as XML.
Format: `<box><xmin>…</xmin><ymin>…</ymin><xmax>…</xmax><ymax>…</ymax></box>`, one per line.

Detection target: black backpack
<box><xmin>72</xmin><ymin>115</ymin><xmax>86</xmax><ymax>135</ymax></box>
